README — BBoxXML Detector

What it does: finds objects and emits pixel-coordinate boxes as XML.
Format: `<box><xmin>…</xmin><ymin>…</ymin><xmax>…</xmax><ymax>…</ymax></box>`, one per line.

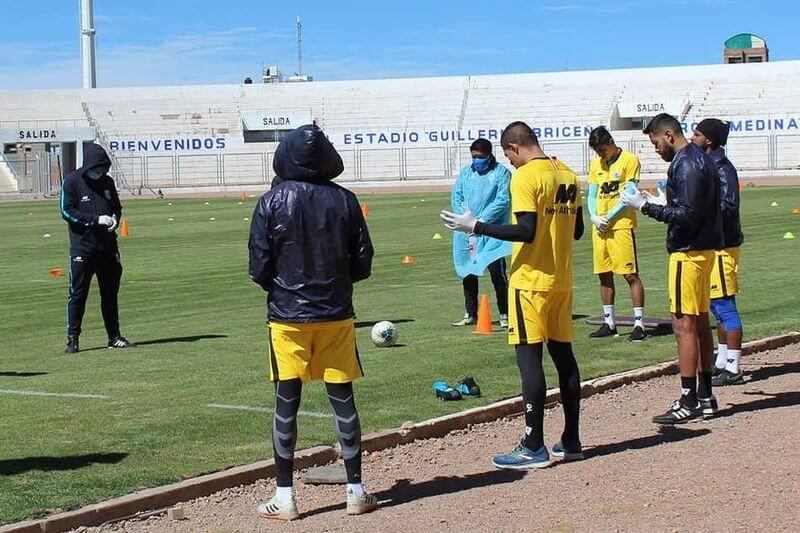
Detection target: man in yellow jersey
<box><xmin>586</xmin><ymin>126</ymin><xmax>647</xmax><ymax>342</ymax></box>
<box><xmin>441</xmin><ymin>121</ymin><xmax>585</xmax><ymax>468</ymax></box>
<box><xmin>249</xmin><ymin>125</ymin><xmax>378</xmax><ymax>519</ymax></box>
<box><xmin>621</xmin><ymin>113</ymin><xmax>723</xmax><ymax>425</ymax></box>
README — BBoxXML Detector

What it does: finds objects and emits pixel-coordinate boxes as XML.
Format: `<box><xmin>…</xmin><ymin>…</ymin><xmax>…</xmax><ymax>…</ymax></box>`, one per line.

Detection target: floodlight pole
<box><xmin>80</xmin><ymin>0</ymin><xmax>98</xmax><ymax>88</ymax></box>
<box><xmin>296</xmin><ymin>15</ymin><xmax>303</xmax><ymax>77</ymax></box>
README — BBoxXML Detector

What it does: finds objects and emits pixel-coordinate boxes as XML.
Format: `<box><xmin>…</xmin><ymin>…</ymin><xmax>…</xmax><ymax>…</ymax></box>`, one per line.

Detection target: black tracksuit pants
<box><xmin>463</xmin><ymin>258</ymin><xmax>509</xmax><ymax>318</ymax></box>
<box><xmin>67</xmin><ymin>251</ymin><xmax>122</xmax><ymax>339</ymax></box>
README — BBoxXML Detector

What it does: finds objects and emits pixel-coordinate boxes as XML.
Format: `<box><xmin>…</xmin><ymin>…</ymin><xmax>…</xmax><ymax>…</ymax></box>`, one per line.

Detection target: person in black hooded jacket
<box><xmin>248</xmin><ymin>125</ymin><xmax>377</xmax><ymax>520</ymax></box>
<box><xmin>60</xmin><ymin>143</ymin><xmax>133</xmax><ymax>354</ymax></box>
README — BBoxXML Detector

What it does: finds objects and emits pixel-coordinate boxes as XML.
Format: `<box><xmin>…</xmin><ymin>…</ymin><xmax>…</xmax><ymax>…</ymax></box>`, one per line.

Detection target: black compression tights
<box><xmin>272</xmin><ymin>379</ymin><xmax>362</xmax><ymax>487</ymax></box>
<box><xmin>515</xmin><ymin>341</ymin><xmax>581</xmax><ymax>451</ymax></box>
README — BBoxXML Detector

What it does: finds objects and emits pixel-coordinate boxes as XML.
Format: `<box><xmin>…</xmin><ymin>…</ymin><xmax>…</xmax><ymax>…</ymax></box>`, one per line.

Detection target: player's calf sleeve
<box><xmin>710</xmin><ymin>296</ymin><xmax>742</xmax><ymax>332</ymax></box>
<box><xmin>325</xmin><ymin>382</ymin><xmax>362</xmax><ymax>484</ymax></box>
<box><xmin>273</xmin><ymin>378</ymin><xmax>302</xmax><ymax>487</ymax></box>
<box><xmin>547</xmin><ymin>340</ymin><xmax>581</xmax><ymax>446</ymax></box>
<box><xmin>515</xmin><ymin>343</ymin><xmax>546</xmax><ymax>451</ymax></box>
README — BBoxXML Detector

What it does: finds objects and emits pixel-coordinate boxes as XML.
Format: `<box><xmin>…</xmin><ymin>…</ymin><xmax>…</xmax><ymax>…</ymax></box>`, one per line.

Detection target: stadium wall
<box><xmin>1</xmin><ymin>60</ymin><xmax>800</xmax><ymax>195</ymax></box>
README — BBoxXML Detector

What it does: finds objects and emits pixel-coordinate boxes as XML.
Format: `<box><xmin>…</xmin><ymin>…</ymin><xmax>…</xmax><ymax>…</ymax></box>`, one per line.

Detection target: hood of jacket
<box><xmin>81</xmin><ymin>143</ymin><xmax>112</xmax><ymax>176</ymax></box>
<box><xmin>272</xmin><ymin>124</ymin><xmax>344</xmax><ymax>183</ymax></box>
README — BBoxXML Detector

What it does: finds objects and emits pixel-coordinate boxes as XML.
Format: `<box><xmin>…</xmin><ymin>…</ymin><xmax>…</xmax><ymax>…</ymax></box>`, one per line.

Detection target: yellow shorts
<box><xmin>268</xmin><ymin>318</ymin><xmax>363</xmax><ymax>384</ymax></box>
<box><xmin>710</xmin><ymin>247</ymin><xmax>740</xmax><ymax>299</ymax></box>
<box><xmin>592</xmin><ymin>228</ymin><xmax>639</xmax><ymax>275</ymax></box>
<box><xmin>668</xmin><ymin>251</ymin><xmax>715</xmax><ymax>315</ymax></box>
<box><xmin>508</xmin><ymin>288</ymin><xmax>574</xmax><ymax>345</ymax></box>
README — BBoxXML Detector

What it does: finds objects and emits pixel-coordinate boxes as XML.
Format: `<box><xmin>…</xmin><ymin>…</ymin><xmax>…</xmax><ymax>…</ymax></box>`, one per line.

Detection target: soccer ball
<box><xmin>371</xmin><ymin>321</ymin><xmax>398</xmax><ymax>347</ymax></box>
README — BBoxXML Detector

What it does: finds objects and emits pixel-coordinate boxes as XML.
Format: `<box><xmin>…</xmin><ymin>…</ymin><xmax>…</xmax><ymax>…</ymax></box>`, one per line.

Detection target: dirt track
<box><xmin>89</xmin><ymin>345</ymin><xmax>800</xmax><ymax>532</ymax></box>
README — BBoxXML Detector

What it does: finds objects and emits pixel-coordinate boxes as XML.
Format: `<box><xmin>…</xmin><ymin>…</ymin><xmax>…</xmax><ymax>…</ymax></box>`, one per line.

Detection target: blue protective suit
<box><xmin>450</xmin><ymin>162</ymin><xmax>512</xmax><ymax>278</ymax></box>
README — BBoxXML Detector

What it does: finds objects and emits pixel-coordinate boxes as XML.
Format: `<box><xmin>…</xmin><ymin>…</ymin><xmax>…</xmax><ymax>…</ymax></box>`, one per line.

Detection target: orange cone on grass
<box><xmin>401</xmin><ymin>255</ymin><xmax>415</xmax><ymax>265</ymax></box>
<box><xmin>120</xmin><ymin>218</ymin><xmax>130</xmax><ymax>238</ymax></box>
<box><xmin>361</xmin><ymin>203</ymin><xmax>369</xmax><ymax>218</ymax></box>
<box><xmin>473</xmin><ymin>294</ymin><xmax>493</xmax><ymax>335</ymax></box>
<box><xmin>240</xmin><ymin>191</ymin><xmax>248</xmax><ymax>201</ymax></box>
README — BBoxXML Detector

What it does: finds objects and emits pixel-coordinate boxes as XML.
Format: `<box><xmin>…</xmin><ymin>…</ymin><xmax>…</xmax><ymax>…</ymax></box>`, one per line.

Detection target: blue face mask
<box><xmin>87</xmin><ymin>170</ymin><xmax>103</xmax><ymax>180</ymax></box>
<box><xmin>472</xmin><ymin>157</ymin><xmax>490</xmax><ymax>173</ymax></box>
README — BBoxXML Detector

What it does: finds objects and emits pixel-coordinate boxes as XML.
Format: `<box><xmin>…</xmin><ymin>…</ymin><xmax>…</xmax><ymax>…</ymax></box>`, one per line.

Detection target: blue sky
<box><xmin>0</xmin><ymin>0</ymin><xmax>797</xmax><ymax>89</ymax></box>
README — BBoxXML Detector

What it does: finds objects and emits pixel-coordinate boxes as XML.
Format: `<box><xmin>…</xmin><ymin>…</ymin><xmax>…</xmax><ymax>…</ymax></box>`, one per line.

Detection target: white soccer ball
<box><xmin>371</xmin><ymin>321</ymin><xmax>398</xmax><ymax>347</ymax></box>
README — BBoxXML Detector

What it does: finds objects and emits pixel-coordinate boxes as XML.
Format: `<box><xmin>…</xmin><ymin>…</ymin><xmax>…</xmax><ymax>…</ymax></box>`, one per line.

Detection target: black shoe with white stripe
<box><xmin>652</xmin><ymin>400</ymin><xmax>702</xmax><ymax>425</ymax></box>
<box><xmin>698</xmin><ymin>396</ymin><xmax>719</xmax><ymax>418</ymax></box>
<box><xmin>589</xmin><ymin>323</ymin><xmax>618</xmax><ymax>339</ymax></box>
<box><xmin>108</xmin><ymin>336</ymin><xmax>135</xmax><ymax>349</ymax></box>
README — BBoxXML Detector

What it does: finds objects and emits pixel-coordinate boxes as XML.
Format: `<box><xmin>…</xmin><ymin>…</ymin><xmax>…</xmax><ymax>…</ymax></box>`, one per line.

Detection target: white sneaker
<box><xmin>346</xmin><ymin>489</ymin><xmax>378</xmax><ymax>515</ymax></box>
<box><xmin>499</xmin><ymin>314</ymin><xmax>509</xmax><ymax>328</ymax></box>
<box><xmin>452</xmin><ymin>314</ymin><xmax>476</xmax><ymax>326</ymax></box>
<box><xmin>257</xmin><ymin>495</ymin><xmax>299</xmax><ymax>521</ymax></box>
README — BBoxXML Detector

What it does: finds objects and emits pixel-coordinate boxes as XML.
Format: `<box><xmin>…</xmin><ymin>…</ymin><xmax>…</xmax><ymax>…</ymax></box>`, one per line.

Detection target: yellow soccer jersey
<box><xmin>509</xmin><ymin>157</ymin><xmax>581</xmax><ymax>292</ymax></box>
<box><xmin>588</xmin><ymin>149</ymin><xmax>641</xmax><ymax>230</ymax></box>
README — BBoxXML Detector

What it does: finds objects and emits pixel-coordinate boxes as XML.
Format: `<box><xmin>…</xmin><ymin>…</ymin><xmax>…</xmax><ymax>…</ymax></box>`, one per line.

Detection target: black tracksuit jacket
<box><xmin>709</xmin><ymin>147</ymin><xmax>744</xmax><ymax>249</ymax></box>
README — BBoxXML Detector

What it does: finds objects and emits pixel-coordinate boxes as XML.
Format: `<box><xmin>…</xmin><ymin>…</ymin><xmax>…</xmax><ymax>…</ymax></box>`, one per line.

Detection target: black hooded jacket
<box><xmin>642</xmin><ymin>142</ymin><xmax>724</xmax><ymax>253</ymax></box>
<box><xmin>248</xmin><ymin>125</ymin><xmax>374</xmax><ymax>323</ymax></box>
<box><xmin>710</xmin><ymin>147</ymin><xmax>744</xmax><ymax>249</ymax></box>
<box><xmin>60</xmin><ymin>144</ymin><xmax>122</xmax><ymax>255</ymax></box>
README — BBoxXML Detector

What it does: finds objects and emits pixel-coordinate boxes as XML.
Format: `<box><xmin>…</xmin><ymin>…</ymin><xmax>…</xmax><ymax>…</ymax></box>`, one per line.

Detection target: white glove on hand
<box><xmin>620</xmin><ymin>188</ymin><xmax>647</xmax><ymax>211</ymax></box>
<box><xmin>591</xmin><ymin>215</ymin><xmax>609</xmax><ymax>235</ymax></box>
<box><xmin>106</xmin><ymin>215</ymin><xmax>119</xmax><ymax>232</ymax></box>
<box><xmin>440</xmin><ymin>207</ymin><xmax>477</xmax><ymax>233</ymax></box>
<box><xmin>643</xmin><ymin>188</ymin><xmax>667</xmax><ymax>207</ymax></box>
<box><xmin>98</xmin><ymin>215</ymin><xmax>115</xmax><ymax>228</ymax></box>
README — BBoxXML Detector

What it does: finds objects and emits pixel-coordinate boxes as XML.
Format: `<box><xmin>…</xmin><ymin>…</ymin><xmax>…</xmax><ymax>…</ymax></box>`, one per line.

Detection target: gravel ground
<box><xmin>84</xmin><ymin>345</ymin><xmax>800</xmax><ymax>533</ymax></box>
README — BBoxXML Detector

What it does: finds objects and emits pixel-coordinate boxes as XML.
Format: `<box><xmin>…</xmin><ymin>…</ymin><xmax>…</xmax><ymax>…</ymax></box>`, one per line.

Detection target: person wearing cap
<box><xmin>692</xmin><ymin>119</ymin><xmax>745</xmax><ymax>386</ymax></box>
<box><xmin>449</xmin><ymin>138</ymin><xmax>512</xmax><ymax>328</ymax></box>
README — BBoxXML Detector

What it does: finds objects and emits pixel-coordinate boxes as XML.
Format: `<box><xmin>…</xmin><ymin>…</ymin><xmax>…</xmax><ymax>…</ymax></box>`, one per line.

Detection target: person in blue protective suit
<box><xmin>450</xmin><ymin>138</ymin><xmax>512</xmax><ymax>328</ymax></box>
<box><xmin>691</xmin><ymin>118</ymin><xmax>745</xmax><ymax>386</ymax></box>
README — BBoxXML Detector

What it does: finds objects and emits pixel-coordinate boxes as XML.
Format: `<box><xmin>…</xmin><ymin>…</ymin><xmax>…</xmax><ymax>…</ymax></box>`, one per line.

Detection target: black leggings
<box><xmin>273</xmin><ymin>379</ymin><xmax>362</xmax><ymax>487</ymax></box>
<box><xmin>463</xmin><ymin>258</ymin><xmax>508</xmax><ymax>317</ymax></box>
<box><xmin>515</xmin><ymin>340</ymin><xmax>581</xmax><ymax>451</ymax></box>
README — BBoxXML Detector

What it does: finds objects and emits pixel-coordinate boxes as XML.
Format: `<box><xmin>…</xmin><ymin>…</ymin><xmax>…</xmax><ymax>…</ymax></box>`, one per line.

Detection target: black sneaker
<box><xmin>712</xmin><ymin>369</ymin><xmax>744</xmax><ymax>387</ymax></box>
<box><xmin>589</xmin><ymin>323</ymin><xmax>618</xmax><ymax>339</ymax></box>
<box><xmin>652</xmin><ymin>400</ymin><xmax>702</xmax><ymax>425</ymax></box>
<box><xmin>712</xmin><ymin>366</ymin><xmax>725</xmax><ymax>378</ymax></box>
<box><xmin>628</xmin><ymin>326</ymin><xmax>647</xmax><ymax>342</ymax></box>
<box><xmin>698</xmin><ymin>396</ymin><xmax>718</xmax><ymax>418</ymax></box>
<box><xmin>65</xmin><ymin>335</ymin><xmax>79</xmax><ymax>354</ymax></box>
<box><xmin>551</xmin><ymin>441</ymin><xmax>584</xmax><ymax>461</ymax></box>
<box><xmin>457</xmin><ymin>377</ymin><xmax>481</xmax><ymax>397</ymax></box>
<box><xmin>108</xmin><ymin>336</ymin><xmax>135</xmax><ymax>349</ymax></box>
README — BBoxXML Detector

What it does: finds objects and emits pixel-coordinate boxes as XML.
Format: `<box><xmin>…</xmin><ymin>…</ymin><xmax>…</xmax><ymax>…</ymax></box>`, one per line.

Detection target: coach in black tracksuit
<box><xmin>60</xmin><ymin>144</ymin><xmax>133</xmax><ymax>354</ymax></box>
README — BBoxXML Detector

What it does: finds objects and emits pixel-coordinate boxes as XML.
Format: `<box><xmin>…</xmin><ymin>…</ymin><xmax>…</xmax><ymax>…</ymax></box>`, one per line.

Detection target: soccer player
<box><xmin>586</xmin><ymin>126</ymin><xmax>647</xmax><ymax>342</ymax></box>
<box><xmin>450</xmin><ymin>138</ymin><xmax>512</xmax><ymax>328</ymax></box>
<box><xmin>691</xmin><ymin>119</ymin><xmax>745</xmax><ymax>386</ymax></box>
<box><xmin>441</xmin><ymin>121</ymin><xmax>584</xmax><ymax>468</ymax></box>
<box><xmin>60</xmin><ymin>143</ymin><xmax>133</xmax><ymax>354</ymax></box>
<box><xmin>249</xmin><ymin>124</ymin><xmax>377</xmax><ymax>520</ymax></box>
<box><xmin>621</xmin><ymin>113</ymin><xmax>723</xmax><ymax>424</ymax></box>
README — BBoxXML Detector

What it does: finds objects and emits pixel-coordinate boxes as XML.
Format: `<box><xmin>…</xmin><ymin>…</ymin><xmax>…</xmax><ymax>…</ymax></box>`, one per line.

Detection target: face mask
<box><xmin>472</xmin><ymin>157</ymin><xmax>490</xmax><ymax>173</ymax></box>
<box><xmin>87</xmin><ymin>170</ymin><xmax>103</xmax><ymax>180</ymax></box>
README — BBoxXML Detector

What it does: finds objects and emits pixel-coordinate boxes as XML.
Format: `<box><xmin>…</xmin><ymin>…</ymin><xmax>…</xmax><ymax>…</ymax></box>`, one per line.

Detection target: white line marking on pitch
<box><xmin>207</xmin><ymin>403</ymin><xmax>332</xmax><ymax>418</ymax></box>
<box><xmin>0</xmin><ymin>389</ymin><xmax>110</xmax><ymax>399</ymax></box>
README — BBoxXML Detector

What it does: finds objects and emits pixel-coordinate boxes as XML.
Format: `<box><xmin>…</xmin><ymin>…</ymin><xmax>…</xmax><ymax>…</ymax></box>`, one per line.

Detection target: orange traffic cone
<box><xmin>361</xmin><ymin>203</ymin><xmax>369</xmax><ymax>218</ymax></box>
<box><xmin>240</xmin><ymin>191</ymin><xmax>248</xmax><ymax>201</ymax></box>
<box><xmin>120</xmin><ymin>218</ymin><xmax>130</xmax><ymax>238</ymax></box>
<box><xmin>792</xmin><ymin>208</ymin><xmax>800</xmax><ymax>215</ymax></box>
<box><xmin>473</xmin><ymin>294</ymin><xmax>493</xmax><ymax>335</ymax></box>
<box><xmin>401</xmin><ymin>255</ymin><xmax>415</xmax><ymax>265</ymax></box>
<box><xmin>49</xmin><ymin>268</ymin><xmax>65</xmax><ymax>277</ymax></box>
<box><xmin>739</xmin><ymin>183</ymin><xmax>746</xmax><ymax>192</ymax></box>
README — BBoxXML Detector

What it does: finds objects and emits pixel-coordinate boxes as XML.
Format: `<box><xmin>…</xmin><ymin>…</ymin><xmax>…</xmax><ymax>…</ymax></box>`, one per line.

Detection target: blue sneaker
<box><xmin>433</xmin><ymin>381</ymin><xmax>462</xmax><ymax>401</ymax></box>
<box><xmin>552</xmin><ymin>441</ymin><xmax>584</xmax><ymax>461</ymax></box>
<box><xmin>492</xmin><ymin>441</ymin><xmax>552</xmax><ymax>470</ymax></box>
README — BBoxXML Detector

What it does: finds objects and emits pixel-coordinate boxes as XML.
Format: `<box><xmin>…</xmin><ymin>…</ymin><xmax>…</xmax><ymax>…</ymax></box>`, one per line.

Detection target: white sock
<box><xmin>347</xmin><ymin>483</ymin><xmax>364</xmax><ymax>496</ymax></box>
<box><xmin>715</xmin><ymin>344</ymin><xmax>728</xmax><ymax>369</ymax></box>
<box><xmin>633</xmin><ymin>307</ymin><xmax>644</xmax><ymax>328</ymax></box>
<box><xmin>276</xmin><ymin>485</ymin><xmax>293</xmax><ymax>503</ymax></box>
<box><xmin>603</xmin><ymin>305</ymin><xmax>615</xmax><ymax>328</ymax></box>
<box><xmin>725</xmin><ymin>349</ymin><xmax>742</xmax><ymax>374</ymax></box>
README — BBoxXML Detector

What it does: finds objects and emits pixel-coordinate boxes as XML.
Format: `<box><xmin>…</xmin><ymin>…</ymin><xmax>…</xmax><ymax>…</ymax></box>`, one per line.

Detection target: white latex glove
<box><xmin>643</xmin><ymin>188</ymin><xmax>667</xmax><ymax>207</ymax></box>
<box><xmin>440</xmin><ymin>207</ymin><xmax>477</xmax><ymax>233</ymax></box>
<box><xmin>620</xmin><ymin>188</ymin><xmax>647</xmax><ymax>211</ymax></box>
<box><xmin>106</xmin><ymin>215</ymin><xmax>119</xmax><ymax>232</ymax></box>
<box><xmin>98</xmin><ymin>215</ymin><xmax>115</xmax><ymax>228</ymax></box>
<box><xmin>591</xmin><ymin>215</ymin><xmax>609</xmax><ymax>235</ymax></box>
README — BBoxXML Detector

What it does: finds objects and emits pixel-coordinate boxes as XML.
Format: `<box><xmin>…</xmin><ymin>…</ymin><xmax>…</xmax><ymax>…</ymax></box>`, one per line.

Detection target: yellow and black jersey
<box><xmin>588</xmin><ymin>150</ymin><xmax>641</xmax><ymax>229</ymax></box>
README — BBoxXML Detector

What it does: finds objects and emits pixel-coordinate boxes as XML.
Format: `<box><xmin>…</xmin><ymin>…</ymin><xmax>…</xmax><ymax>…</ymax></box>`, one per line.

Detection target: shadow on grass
<box><xmin>81</xmin><ymin>334</ymin><xmax>228</xmax><ymax>352</ymax></box>
<box><xmin>355</xmin><ymin>319</ymin><xmax>415</xmax><ymax>329</ymax></box>
<box><xmin>0</xmin><ymin>453</ymin><xmax>128</xmax><ymax>476</ymax></box>
<box><xmin>572</xmin><ymin>314</ymin><xmax>590</xmax><ymax>320</ymax></box>
<box><xmin>302</xmin><ymin>469</ymin><xmax>525</xmax><ymax>517</ymax></box>
<box><xmin>745</xmin><ymin>361</ymin><xmax>800</xmax><ymax>385</ymax></box>
<box><xmin>0</xmin><ymin>371</ymin><xmax>48</xmax><ymax>377</ymax></box>
<box><xmin>586</xmin><ymin>427</ymin><xmax>711</xmax><ymax>460</ymax></box>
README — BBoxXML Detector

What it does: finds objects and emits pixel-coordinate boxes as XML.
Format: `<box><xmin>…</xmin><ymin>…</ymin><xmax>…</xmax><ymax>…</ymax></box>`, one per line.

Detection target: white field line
<box><xmin>207</xmin><ymin>403</ymin><xmax>332</xmax><ymax>418</ymax></box>
<box><xmin>0</xmin><ymin>388</ymin><xmax>110</xmax><ymax>399</ymax></box>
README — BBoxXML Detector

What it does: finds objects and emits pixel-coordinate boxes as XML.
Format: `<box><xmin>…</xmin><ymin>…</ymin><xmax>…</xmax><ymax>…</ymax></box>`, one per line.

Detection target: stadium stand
<box><xmin>1</xmin><ymin>60</ymin><xmax>799</xmax><ymax>194</ymax></box>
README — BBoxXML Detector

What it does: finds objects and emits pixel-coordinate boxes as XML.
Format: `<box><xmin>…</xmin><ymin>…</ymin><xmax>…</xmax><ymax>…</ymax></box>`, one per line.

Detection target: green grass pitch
<box><xmin>1</xmin><ymin>186</ymin><xmax>798</xmax><ymax>523</ymax></box>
